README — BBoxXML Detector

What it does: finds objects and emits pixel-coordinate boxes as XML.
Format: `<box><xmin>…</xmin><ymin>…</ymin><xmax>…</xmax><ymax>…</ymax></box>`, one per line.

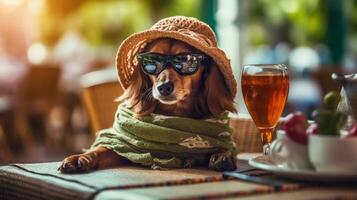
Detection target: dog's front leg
<box><xmin>208</xmin><ymin>150</ymin><xmax>237</xmax><ymax>171</ymax></box>
<box><xmin>59</xmin><ymin>146</ymin><xmax>127</xmax><ymax>173</ymax></box>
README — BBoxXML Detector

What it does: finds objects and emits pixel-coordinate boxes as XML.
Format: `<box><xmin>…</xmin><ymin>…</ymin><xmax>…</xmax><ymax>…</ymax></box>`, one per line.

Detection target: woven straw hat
<box><xmin>116</xmin><ymin>16</ymin><xmax>237</xmax><ymax>99</ymax></box>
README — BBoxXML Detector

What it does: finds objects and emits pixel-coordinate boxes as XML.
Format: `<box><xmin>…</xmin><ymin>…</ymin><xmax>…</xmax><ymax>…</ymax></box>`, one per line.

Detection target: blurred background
<box><xmin>0</xmin><ymin>0</ymin><xmax>356</xmax><ymax>164</ymax></box>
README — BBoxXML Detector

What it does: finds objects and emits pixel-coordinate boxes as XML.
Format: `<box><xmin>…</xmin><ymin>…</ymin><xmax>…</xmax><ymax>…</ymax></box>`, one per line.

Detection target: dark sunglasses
<box><xmin>137</xmin><ymin>52</ymin><xmax>208</xmax><ymax>75</ymax></box>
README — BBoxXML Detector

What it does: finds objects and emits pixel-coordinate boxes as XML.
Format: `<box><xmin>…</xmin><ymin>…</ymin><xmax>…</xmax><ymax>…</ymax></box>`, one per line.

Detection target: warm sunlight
<box><xmin>0</xmin><ymin>1</ymin><xmax>356</xmax><ymax>199</ymax></box>
<box><xmin>0</xmin><ymin>0</ymin><xmax>22</xmax><ymax>6</ymax></box>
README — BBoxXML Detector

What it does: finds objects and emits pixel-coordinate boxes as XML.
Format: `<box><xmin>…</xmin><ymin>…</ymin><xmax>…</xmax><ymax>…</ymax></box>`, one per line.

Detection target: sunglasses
<box><xmin>137</xmin><ymin>52</ymin><xmax>208</xmax><ymax>75</ymax></box>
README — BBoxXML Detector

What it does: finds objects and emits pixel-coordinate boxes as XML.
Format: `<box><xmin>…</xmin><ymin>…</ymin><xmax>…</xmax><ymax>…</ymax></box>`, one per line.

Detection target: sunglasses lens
<box><xmin>139</xmin><ymin>54</ymin><xmax>164</xmax><ymax>75</ymax></box>
<box><xmin>174</xmin><ymin>63</ymin><xmax>183</xmax><ymax>69</ymax></box>
<box><xmin>174</xmin><ymin>55</ymin><xmax>199</xmax><ymax>74</ymax></box>
<box><xmin>143</xmin><ymin>63</ymin><xmax>158</xmax><ymax>74</ymax></box>
<box><xmin>138</xmin><ymin>53</ymin><xmax>205</xmax><ymax>75</ymax></box>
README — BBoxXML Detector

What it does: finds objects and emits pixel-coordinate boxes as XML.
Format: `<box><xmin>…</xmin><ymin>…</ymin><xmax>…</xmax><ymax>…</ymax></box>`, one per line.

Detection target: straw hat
<box><xmin>116</xmin><ymin>16</ymin><xmax>237</xmax><ymax>99</ymax></box>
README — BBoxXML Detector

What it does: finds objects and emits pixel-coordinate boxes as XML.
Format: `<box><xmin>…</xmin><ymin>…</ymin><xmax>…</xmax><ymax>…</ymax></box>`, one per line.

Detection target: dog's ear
<box><xmin>203</xmin><ymin>63</ymin><xmax>237</xmax><ymax>116</ymax></box>
<box><xmin>117</xmin><ymin>68</ymin><xmax>157</xmax><ymax>117</ymax></box>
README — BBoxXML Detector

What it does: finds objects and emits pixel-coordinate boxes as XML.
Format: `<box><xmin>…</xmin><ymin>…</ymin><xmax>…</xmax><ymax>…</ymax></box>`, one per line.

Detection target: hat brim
<box><xmin>116</xmin><ymin>30</ymin><xmax>237</xmax><ymax>99</ymax></box>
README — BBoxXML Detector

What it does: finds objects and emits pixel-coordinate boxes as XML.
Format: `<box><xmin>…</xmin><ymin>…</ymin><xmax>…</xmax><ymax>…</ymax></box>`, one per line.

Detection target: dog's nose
<box><xmin>157</xmin><ymin>82</ymin><xmax>174</xmax><ymax>96</ymax></box>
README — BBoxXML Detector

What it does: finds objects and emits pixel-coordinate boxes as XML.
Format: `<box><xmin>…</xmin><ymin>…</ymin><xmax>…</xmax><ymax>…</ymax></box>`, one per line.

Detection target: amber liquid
<box><xmin>242</xmin><ymin>74</ymin><xmax>289</xmax><ymax>144</ymax></box>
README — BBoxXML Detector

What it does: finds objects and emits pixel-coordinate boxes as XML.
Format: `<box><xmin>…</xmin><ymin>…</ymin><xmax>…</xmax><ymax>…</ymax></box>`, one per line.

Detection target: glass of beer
<box><xmin>241</xmin><ymin>64</ymin><xmax>289</xmax><ymax>154</ymax></box>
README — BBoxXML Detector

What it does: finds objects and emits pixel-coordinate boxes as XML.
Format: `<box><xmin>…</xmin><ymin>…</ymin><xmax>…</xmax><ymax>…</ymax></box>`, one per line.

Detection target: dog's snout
<box><xmin>157</xmin><ymin>82</ymin><xmax>174</xmax><ymax>96</ymax></box>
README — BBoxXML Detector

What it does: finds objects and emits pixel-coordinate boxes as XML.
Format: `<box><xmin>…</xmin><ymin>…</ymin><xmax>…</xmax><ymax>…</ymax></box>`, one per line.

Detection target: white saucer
<box><xmin>248</xmin><ymin>155</ymin><xmax>357</xmax><ymax>182</ymax></box>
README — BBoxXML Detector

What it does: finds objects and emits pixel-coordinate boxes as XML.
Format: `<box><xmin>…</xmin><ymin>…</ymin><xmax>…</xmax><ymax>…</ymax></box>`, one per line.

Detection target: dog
<box><xmin>59</xmin><ymin>38</ymin><xmax>237</xmax><ymax>173</ymax></box>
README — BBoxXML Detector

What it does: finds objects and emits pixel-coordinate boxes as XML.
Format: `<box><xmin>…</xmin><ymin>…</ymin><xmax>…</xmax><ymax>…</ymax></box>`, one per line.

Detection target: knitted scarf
<box><xmin>91</xmin><ymin>105</ymin><xmax>237</xmax><ymax>169</ymax></box>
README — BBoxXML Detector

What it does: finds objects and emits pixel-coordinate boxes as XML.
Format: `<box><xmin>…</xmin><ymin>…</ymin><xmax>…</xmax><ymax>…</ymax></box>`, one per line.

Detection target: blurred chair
<box><xmin>310</xmin><ymin>67</ymin><xmax>354</xmax><ymax>95</ymax></box>
<box><xmin>230</xmin><ymin>113</ymin><xmax>261</xmax><ymax>153</ymax></box>
<box><xmin>0</xmin><ymin>124</ymin><xmax>14</xmax><ymax>164</ymax></box>
<box><xmin>0</xmin><ymin>97</ymin><xmax>15</xmax><ymax>162</ymax></box>
<box><xmin>14</xmin><ymin>65</ymin><xmax>61</xmax><ymax>151</ymax></box>
<box><xmin>230</xmin><ymin>113</ymin><xmax>285</xmax><ymax>153</ymax></box>
<box><xmin>80</xmin><ymin>68</ymin><xmax>123</xmax><ymax>136</ymax></box>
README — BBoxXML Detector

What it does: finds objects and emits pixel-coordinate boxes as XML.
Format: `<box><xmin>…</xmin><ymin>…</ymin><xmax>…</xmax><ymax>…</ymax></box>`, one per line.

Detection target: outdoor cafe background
<box><xmin>0</xmin><ymin>0</ymin><xmax>355</xmax><ymax>164</ymax></box>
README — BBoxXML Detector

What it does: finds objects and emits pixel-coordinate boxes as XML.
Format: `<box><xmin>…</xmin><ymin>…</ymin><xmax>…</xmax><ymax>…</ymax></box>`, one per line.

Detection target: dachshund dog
<box><xmin>59</xmin><ymin>38</ymin><xmax>237</xmax><ymax>173</ymax></box>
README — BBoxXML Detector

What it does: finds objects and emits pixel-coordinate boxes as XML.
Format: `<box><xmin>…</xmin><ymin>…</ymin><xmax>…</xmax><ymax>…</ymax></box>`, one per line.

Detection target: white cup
<box><xmin>308</xmin><ymin>135</ymin><xmax>357</xmax><ymax>173</ymax></box>
<box><xmin>270</xmin><ymin>130</ymin><xmax>313</xmax><ymax>170</ymax></box>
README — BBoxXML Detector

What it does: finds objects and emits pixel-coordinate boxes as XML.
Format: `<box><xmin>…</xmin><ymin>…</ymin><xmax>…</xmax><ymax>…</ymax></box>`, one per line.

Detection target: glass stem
<box><xmin>260</xmin><ymin>128</ymin><xmax>274</xmax><ymax>155</ymax></box>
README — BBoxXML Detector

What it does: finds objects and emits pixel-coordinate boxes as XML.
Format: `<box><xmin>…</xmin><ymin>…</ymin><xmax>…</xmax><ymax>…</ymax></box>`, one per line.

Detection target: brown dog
<box><xmin>59</xmin><ymin>38</ymin><xmax>237</xmax><ymax>173</ymax></box>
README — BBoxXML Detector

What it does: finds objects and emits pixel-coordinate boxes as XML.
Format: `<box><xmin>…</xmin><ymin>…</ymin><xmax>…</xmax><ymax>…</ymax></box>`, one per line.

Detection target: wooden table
<box><xmin>0</xmin><ymin>153</ymin><xmax>356</xmax><ymax>200</ymax></box>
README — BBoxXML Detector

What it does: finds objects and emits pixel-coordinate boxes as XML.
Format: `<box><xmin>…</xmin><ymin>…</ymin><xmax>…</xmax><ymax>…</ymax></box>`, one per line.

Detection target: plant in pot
<box><xmin>308</xmin><ymin>92</ymin><xmax>357</xmax><ymax>173</ymax></box>
<box><xmin>275</xmin><ymin>91</ymin><xmax>357</xmax><ymax>172</ymax></box>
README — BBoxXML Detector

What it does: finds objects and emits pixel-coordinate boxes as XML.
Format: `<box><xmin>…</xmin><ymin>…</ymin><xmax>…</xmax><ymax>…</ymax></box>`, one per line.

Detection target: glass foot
<box><xmin>263</xmin><ymin>143</ymin><xmax>271</xmax><ymax>155</ymax></box>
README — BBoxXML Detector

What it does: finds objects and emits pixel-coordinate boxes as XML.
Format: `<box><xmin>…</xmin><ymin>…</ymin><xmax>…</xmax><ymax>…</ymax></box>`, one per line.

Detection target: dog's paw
<box><xmin>209</xmin><ymin>151</ymin><xmax>237</xmax><ymax>171</ymax></box>
<box><xmin>58</xmin><ymin>152</ymin><xmax>98</xmax><ymax>174</ymax></box>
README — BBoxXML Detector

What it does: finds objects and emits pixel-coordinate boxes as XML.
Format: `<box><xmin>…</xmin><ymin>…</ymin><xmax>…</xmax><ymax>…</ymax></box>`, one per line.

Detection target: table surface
<box><xmin>95</xmin><ymin>153</ymin><xmax>357</xmax><ymax>199</ymax></box>
<box><xmin>1</xmin><ymin>153</ymin><xmax>357</xmax><ymax>200</ymax></box>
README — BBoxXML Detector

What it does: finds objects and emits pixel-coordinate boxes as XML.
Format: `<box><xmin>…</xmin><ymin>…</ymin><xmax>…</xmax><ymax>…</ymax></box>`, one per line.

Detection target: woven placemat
<box><xmin>0</xmin><ymin>162</ymin><xmax>223</xmax><ymax>200</ymax></box>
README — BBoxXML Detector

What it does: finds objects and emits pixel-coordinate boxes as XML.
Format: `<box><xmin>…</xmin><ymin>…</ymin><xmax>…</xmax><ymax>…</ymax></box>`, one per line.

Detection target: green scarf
<box><xmin>91</xmin><ymin>105</ymin><xmax>237</xmax><ymax>169</ymax></box>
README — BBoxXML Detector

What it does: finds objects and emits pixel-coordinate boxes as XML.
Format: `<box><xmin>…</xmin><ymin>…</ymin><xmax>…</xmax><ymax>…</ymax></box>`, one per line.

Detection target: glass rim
<box><xmin>242</xmin><ymin>63</ymin><xmax>288</xmax><ymax>70</ymax></box>
<box><xmin>243</xmin><ymin>63</ymin><xmax>287</xmax><ymax>67</ymax></box>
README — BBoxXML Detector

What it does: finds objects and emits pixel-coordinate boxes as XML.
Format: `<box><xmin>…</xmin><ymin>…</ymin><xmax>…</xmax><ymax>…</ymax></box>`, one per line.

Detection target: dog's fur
<box><xmin>59</xmin><ymin>38</ymin><xmax>237</xmax><ymax>173</ymax></box>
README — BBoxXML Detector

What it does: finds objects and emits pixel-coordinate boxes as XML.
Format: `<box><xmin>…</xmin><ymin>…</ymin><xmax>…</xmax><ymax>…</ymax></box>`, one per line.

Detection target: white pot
<box><xmin>308</xmin><ymin>135</ymin><xmax>357</xmax><ymax>173</ymax></box>
<box><xmin>270</xmin><ymin>130</ymin><xmax>313</xmax><ymax>170</ymax></box>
